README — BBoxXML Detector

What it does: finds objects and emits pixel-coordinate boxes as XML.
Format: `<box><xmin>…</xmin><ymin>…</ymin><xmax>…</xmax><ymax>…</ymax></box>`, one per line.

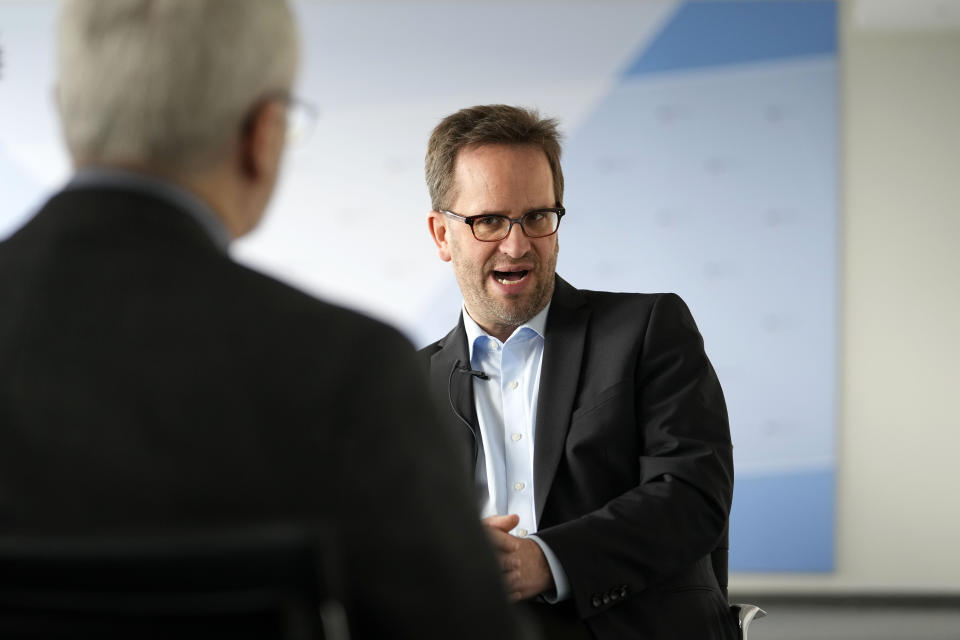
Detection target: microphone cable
<box><xmin>447</xmin><ymin>359</ymin><xmax>489</xmax><ymax>467</ymax></box>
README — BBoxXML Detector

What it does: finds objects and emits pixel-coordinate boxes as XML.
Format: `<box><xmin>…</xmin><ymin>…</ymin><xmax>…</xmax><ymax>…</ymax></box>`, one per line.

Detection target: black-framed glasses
<box><xmin>441</xmin><ymin>207</ymin><xmax>565</xmax><ymax>242</ymax></box>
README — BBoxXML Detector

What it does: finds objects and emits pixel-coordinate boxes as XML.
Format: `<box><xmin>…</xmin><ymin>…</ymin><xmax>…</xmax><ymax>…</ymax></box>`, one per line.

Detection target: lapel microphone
<box><xmin>448</xmin><ymin>360</ymin><xmax>485</xmax><ymax>466</ymax></box>
<box><xmin>455</xmin><ymin>361</ymin><xmax>490</xmax><ymax>380</ymax></box>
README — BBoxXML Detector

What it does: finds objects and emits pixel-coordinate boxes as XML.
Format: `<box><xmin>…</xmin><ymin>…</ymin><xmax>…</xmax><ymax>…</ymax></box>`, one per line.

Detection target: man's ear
<box><xmin>427</xmin><ymin>211</ymin><xmax>452</xmax><ymax>262</ymax></box>
<box><xmin>239</xmin><ymin>100</ymin><xmax>285</xmax><ymax>181</ymax></box>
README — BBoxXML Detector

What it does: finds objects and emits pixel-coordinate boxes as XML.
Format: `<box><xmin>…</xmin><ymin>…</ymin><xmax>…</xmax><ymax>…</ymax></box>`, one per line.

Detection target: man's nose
<box><xmin>498</xmin><ymin>222</ymin><xmax>532</xmax><ymax>258</ymax></box>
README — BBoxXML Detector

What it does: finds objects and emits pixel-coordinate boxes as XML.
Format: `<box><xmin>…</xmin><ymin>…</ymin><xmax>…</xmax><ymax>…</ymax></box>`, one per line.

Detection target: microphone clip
<box><xmin>455</xmin><ymin>361</ymin><xmax>489</xmax><ymax>380</ymax></box>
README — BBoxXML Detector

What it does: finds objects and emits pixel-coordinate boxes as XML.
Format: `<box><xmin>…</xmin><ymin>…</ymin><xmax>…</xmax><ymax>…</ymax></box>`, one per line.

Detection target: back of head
<box><xmin>424</xmin><ymin>104</ymin><xmax>564</xmax><ymax>211</ymax></box>
<box><xmin>57</xmin><ymin>0</ymin><xmax>298</xmax><ymax>173</ymax></box>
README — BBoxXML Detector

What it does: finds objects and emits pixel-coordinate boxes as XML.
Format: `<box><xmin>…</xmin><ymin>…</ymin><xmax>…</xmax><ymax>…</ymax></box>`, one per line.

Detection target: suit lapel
<box><xmin>534</xmin><ymin>276</ymin><xmax>589</xmax><ymax>524</ymax></box>
<box><xmin>429</xmin><ymin>316</ymin><xmax>481</xmax><ymax>470</ymax></box>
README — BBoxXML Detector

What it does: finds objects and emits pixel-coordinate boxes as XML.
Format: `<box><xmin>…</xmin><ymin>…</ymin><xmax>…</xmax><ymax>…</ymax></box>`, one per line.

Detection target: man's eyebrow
<box><xmin>468</xmin><ymin>205</ymin><xmax>555</xmax><ymax>216</ymax></box>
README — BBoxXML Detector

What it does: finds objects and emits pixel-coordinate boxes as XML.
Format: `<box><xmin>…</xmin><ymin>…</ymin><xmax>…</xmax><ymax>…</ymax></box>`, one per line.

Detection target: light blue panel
<box><xmin>1</xmin><ymin>1</ymin><xmax>838</xmax><ymax>573</ymax></box>
<box><xmin>627</xmin><ymin>1</ymin><xmax>837</xmax><ymax>76</ymax></box>
<box><xmin>560</xmin><ymin>8</ymin><xmax>838</xmax><ymax>570</ymax></box>
<box><xmin>730</xmin><ymin>469</ymin><xmax>835</xmax><ymax>571</ymax></box>
<box><xmin>561</xmin><ymin>60</ymin><xmax>838</xmax><ymax>472</ymax></box>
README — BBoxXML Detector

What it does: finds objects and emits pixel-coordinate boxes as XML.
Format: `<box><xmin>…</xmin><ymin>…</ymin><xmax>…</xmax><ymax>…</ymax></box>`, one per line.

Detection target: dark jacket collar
<box><xmin>65</xmin><ymin>168</ymin><xmax>231</xmax><ymax>252</ymax></box>
<box><xmin>533</xmin><ymin>276</ymin><xmax>590</xmax><ymax>522</ymax></box>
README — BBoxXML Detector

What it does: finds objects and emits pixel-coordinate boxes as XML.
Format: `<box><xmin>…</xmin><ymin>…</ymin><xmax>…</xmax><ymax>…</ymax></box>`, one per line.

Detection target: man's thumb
<box><xmin>484</xmin><ymin>513</ymin><xmax>521</xmax><ymax>532</ymax></box>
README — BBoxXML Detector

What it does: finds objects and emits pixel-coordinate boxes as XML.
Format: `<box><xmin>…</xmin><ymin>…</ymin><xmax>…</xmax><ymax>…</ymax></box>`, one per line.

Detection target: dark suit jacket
<box><xmin>420</xmin><ymin>276</ymin><xmax>736</xmax><ymax>640</ymax></box>
<box><xmin>0</xmin><ymin>187</ymin><xmax>522</xmax><ymax>640</ymax></box>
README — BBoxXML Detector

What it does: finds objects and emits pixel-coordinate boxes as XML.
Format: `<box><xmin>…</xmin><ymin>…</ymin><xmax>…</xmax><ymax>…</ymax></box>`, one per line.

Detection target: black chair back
<box><xmin>0</xmin><ymin>524</ymin><xmax>348</xmax><ymax>640</ymax></box>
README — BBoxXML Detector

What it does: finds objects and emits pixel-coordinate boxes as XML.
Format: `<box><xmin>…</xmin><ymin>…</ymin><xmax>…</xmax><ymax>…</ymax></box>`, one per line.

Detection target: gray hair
<box><xmin>57</xmin><ymin>0</ymin><xmax>298</xmax><ymax>171</ymax></box>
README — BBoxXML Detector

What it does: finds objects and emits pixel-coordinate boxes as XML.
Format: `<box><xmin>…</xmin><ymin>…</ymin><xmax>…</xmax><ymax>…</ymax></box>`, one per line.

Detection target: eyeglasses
<box><xmin>244</xmin><ymin>91</ymin><xmax>319</xmax><ymax>145</ymax></box>
<box><xmin>279</xmin><ymin>96</ymin><xmax>318</xmax><ymax>145</ymax></box>
<box><xmin>441</xmin><ymin>207</ymin><xmax>565</xmax><ymax>242</ymax></box>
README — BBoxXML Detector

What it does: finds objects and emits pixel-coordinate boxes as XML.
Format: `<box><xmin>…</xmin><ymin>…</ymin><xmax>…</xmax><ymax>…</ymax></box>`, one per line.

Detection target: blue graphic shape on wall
<box><xmin>626</xmin><ymin>1</ymin><xmax>837</xmax><ymax>76</ymax></box>
<box><xmin>561</xmin><ymin>1</ymin><xmax>837</xmax><ymax>571</ymax></box>
<box><xmin>732</xmin><ymin>470</ymin><xmax>836</xmax><ymax>571</ymax></box>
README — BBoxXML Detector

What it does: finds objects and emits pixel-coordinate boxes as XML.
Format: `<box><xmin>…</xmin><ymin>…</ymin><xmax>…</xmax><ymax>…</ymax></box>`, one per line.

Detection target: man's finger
<box><xmin>482</xmin><ymin>513</ymin><xmax>520</xmax><ymax>532</ymax></box>
<box><xmin>502</xmin><ymin>567</ymin><xmax>521</xmax><ymax>590</ymax></box>
<box><xmin>483</xmin><ymin>526</ymin><xmax>521</xmax><ymax>553</ymax></box>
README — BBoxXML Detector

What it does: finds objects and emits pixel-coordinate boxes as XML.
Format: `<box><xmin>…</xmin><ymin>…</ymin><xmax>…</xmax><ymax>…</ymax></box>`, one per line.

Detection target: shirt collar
<box><xmin>462</xmin><ymin>300</ymin><xmax>552</xmax><ymax>361</ymax></box>
<box><xmin>64</xmin><ymin>167</ymin><xmax>232</xmax><ymax>252</ymax></box>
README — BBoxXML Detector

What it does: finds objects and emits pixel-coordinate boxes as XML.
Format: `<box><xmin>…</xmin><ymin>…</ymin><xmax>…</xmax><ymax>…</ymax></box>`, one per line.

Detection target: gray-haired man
<box><xmin>0</xmin><ymin>3</ymin><xmax>522</xmax><ymax>637</ymax></box>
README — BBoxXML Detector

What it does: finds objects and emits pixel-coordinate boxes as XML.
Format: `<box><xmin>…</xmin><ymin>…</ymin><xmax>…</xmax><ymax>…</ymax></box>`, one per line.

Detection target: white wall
<box><xmin>732</xmin><ymin>5</ymin><xmax>960</xmax><ymax>594</ymax></box>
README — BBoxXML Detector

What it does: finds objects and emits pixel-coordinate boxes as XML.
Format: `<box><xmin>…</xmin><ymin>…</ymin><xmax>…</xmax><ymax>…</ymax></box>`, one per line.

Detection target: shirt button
<box><xmin>517</xmin><ymin>528</ymin><xmax>528</xmax><ymax>537</ymax></box>
<box><xmin>513</xmin><ymin>482</ymin><xmax>525</xmax><ymax>491</ymax></box>
<box><xmin>508</xmin><ymin>380</ymin><xmax>519</xmax><ymax>390</ymax></box>
<box><xmin>511</xmin><ymin>433</ymin><xmax>522</xmax><ymax>442</ymax></box>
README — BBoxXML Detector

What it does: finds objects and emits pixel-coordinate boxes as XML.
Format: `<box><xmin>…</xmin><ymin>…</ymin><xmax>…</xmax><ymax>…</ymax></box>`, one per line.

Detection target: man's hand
<box><xmin>482</xmin><ymin>514</ymin><xmax>554</xmax><ymax>601</ymax></box>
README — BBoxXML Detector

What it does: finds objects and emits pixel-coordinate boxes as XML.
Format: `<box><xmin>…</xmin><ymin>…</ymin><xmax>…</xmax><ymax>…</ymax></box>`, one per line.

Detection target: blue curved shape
<box><xmin>626</xmin><ymin>1</ymin><xmax>836</xmax><ymax>77</ymax></box>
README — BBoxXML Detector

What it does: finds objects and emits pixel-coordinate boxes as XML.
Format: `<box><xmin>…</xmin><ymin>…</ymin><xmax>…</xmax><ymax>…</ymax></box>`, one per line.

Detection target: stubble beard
<box><xmin>455</xmin><ymin>250</ymin><xmax>557</xmax><ymax>336</ymax></box>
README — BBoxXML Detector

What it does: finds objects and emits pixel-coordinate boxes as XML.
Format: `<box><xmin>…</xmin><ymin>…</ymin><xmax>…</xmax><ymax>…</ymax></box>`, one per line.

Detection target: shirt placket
<box><xmin>475</xmin><ymin>337</ymin><xmax>506</xmax><ymax>517</ymax></box>
<box><xmin>501</xmin><ymin>337</ymin><xmax>535</xmax><ymax>538</ymax></box>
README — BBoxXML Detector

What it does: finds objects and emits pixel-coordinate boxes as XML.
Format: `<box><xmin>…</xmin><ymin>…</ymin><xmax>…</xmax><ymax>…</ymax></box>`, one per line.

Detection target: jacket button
<box><xmin>591</xmin><ymin>595</ymin><xmax>602</xmax><ymax>608</ymax></box>
<box><xmin>610</xmin><ymin>590</ymin><xmax>620</xmax><ymax>602</ymax></box>
<box><xmin>602</xmin><ymin>593</ymin><xmax>610</xmax><ymax>605</ymax></box>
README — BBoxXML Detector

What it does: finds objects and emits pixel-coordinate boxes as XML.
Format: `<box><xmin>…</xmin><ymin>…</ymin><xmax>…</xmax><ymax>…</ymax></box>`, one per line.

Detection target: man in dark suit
<box><xmin>0</xmin><ymin>3</ymin><xmax>523</xmax><ymax>638</ymax></box>
<box><xmin>421</xmin><ymin>105</ymin><xmax>736</xmax><ymax>639</ymax></box>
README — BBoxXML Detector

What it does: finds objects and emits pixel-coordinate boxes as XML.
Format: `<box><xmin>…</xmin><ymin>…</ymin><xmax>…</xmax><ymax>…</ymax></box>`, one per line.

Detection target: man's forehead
<box><xmin>452</xmin><ymin>145</ymin><xmax>552</xmax><ymax>189</ymax></box>
<box><xmin>445</xmin><ymin>144</ymin><xmax>555</xmax><ymax>216</ymax></box>
<box><xmin>454</xmin><ymin>142</ymin><xmax>547</xmax><ymax>165</ymax></box>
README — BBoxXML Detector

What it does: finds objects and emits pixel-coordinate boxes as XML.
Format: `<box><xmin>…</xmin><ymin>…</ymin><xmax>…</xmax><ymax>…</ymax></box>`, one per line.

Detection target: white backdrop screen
<box><xmin>0</xmin><ymin>1</ymin><xmax>837</xmax><ymax>571</ymax></box>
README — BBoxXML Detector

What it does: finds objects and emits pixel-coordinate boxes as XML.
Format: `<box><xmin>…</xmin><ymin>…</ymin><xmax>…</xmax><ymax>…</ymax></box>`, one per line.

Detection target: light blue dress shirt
<box><xmin>462</xmin><ymin>302</ymin><xmax>571</xmax><ymax>602</ymax></box>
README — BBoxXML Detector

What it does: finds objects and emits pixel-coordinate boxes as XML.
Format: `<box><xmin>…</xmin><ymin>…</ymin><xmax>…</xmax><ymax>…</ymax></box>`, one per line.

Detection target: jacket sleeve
<box><xmin>330</xmin><ymin>324</ymin><xmax>528</xmax><ymax>639</ymax></box>
<box><xmin>534</xmin><ymin>293</ymin><xmax>734</xmax><ymax>619</ymax></box>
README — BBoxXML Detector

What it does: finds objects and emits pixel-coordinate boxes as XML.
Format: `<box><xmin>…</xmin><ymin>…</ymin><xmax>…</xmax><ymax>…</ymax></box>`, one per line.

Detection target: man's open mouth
<box><xmin>493</xmin><ymin>270</ymin><xmax>529</xmax><ymax>285</ymax></box>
